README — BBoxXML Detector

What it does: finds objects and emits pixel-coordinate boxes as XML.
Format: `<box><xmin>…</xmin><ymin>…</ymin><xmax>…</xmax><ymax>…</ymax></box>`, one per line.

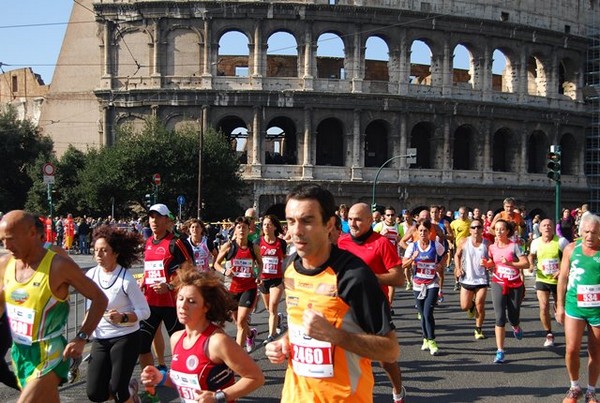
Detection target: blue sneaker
<box><xmin>513</xmin><ymin>326</ymin><xmax>523</xmax><ymax>340</ymax></box>
<box><xmin>493</xmin><ymin>350</ymin><xmax>505</xmax><ymax>364</ymax></box>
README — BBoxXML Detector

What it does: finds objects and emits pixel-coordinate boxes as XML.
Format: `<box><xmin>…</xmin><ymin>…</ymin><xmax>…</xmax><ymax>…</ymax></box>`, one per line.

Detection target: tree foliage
<box><xmin>25</xmin><ymin>118</ymin><xmax>245</xmax><ymax>220</ymax></box>
<box><xmin>0</xmin><ymin>106</ymin><xmax>53</xmax><ymax>212</ymax></box>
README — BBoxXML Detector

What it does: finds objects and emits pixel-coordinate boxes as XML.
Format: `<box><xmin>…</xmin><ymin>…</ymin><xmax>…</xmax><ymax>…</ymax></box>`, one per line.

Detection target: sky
<box><xmin>0</xmin><ymin>1</ymin><xmax>504</xmax><ymax>86</ymax></box>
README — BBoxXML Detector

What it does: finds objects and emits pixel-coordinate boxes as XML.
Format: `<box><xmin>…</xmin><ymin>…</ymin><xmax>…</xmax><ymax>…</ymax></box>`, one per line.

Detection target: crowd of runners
<box><xmin>0</xmin><ymin>189</ymin><xmax>599</xmax><ymax>403</ymax></box>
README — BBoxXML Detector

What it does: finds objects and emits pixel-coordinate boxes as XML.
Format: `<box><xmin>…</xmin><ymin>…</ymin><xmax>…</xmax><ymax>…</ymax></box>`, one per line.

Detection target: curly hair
<box><xmin>173</xmin><ymin>264</ymin><xmax>237</xmax><ymax>327</ymax></box>
<box><xmin>92</xmin><ymin>225</ymin><xmax>144</xmax><ymax>268</ymax></box>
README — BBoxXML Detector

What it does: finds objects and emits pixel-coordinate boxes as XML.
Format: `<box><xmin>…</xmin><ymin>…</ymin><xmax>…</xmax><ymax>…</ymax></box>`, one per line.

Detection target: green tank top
<box><xmin>565</xmin><ymin>240</ymin><xmax>600</xmax><ymax>317</ymax></box>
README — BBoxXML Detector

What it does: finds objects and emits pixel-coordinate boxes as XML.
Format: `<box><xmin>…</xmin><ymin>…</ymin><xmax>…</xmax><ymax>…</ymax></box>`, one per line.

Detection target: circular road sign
<box><xmin>177</xmin><ymin>195</ymin><xmax>186</xmax><ymax>206</ymax></box>
<box><xmin>152</xmin><ymin>173</ymin><xmax>161</xmax><ymax>185</ymax></box>
<box><xmin>42</xmin><ymin>163</ymin><xmax>56</xmax><ymax>176</ymax></box>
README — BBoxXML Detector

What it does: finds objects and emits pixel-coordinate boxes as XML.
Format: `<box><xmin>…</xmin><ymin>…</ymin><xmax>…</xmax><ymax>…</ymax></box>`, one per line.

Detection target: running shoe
<box><xmin>493</xmin><ymin>350</ymin><xmax>505</xmax><ymax>364</ymax></box>
<box><xmin>544</xmin><ymin>333</ymin><xmax>555</xmax><ymax>347</ymax></box>
<box><xmin>262</xmin><ymin>335</ymin><xmax>275</xmax><ymax>346</ymax></box>
<box><xmin>428</xmin><ymin>340</ymin><xmax>439</xmax><ymax>356</ymax></box>
<box><xmin>246</xmin><ymin>328</ymin><xmax>257</xmax><ymax>352</ymax></box>
<box><xmin>276</xmin><ymin>312</ymin><xmax>284</xmax><ymax>334</ymax></box>
<box><xmin>474</xmin><ymin>329</ymin><xmax>486</xmax><ymax>340</ymax></box>
<box><xmin>562</xmin><ymin>387</ymin><xmax>583</xmax><ymax>403</ymax></box>
<box><xmin>585</xmin><ymin>390</ymin><xmax>599</xmax><ymax>403</ymax></box>
<box><xmin>129</xmin><ymin>378</ymin><xmax>141</xmax><ymax>403</ymax></box>
<box><xmin>437</xmin><ymin>291</ymin><xmax>444</xmax><ymax>303</ymax></box>
<box><xmin>466</xmin><ymin>305</ymin><xmax>476</xmax><ymax>319</ymax></box>
<box><xmin>139</xmin><ymin>389</ymin><xmax>161</xmax><ymax>403</ymax></box>
<box><xmin>405</xmin><ymin>282</ymin><xmax>412</xmax><ymax>291</ymax></box>
<box><xmin>513</xmin><ymin>326</ymin><xmax>523</xmax><ymax>340</ymax></box>
<box><xmin>453</xmin><ymin>282</ymin><xmax>461</xmax><ymax>291</ymax></box>
<box><xmin>393</xmin><ymin>386</ymin><xmax>407</xmax><ymax>403</ymax></box>
<box><xmin>67</xmin><ymin>356</ymin><xmax>82</xmax><ymax>384</ymax></box>
<box><xmin>421</xmin><ymin>338</ymin><xmax>429</xmax><ymax>351</ymax></box>
<box><xmin>417</xmin><ymin>312</ymin><xmax>422</xmax><ymax>320</ymax></box>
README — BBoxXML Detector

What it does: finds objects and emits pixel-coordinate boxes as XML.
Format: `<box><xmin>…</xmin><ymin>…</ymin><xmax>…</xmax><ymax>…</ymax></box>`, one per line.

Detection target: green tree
<box><xmin>0</xmin><ymin>106</ymin><xmax>53</xmax><ymax>212</ymax></box>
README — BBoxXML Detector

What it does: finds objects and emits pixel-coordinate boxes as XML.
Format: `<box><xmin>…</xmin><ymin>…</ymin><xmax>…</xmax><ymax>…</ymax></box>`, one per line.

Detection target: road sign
<box><xmin>43</xmin><ymin>175</ymin><xmax>55</xmax><ymax>184</ymax></box>
<box><xmin>177</xmin><ymin>195</ymin><xmax>186</xmax><ymax>206</ymax></box>
<box><xmin>42</xmin><ymin>163</ymin><xmax>56</xmax><ymax>176</ymax></box>
<box><xmin>406</xmin><ymin>148</ymin><xmax>417</xmax><ymax>165</ymax></box>
<box><xmin>152</xmin><ymin>173</ymin><xmax>161</xmax><ymax>185</ymax></box>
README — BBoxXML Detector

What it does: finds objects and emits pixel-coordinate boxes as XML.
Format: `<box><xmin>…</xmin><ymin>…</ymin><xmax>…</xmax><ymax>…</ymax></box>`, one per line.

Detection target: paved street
<box><xmin>0</xmin><ymin>248</ymin><xmax>588</xmax><ymax>402</ymax></box>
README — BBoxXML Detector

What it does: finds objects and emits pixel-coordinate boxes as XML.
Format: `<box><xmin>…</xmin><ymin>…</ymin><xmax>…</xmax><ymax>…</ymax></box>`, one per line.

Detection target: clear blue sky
<box><xmin>0</xmin><ymin>1</ymin><xmax>502</xmax><ymax>85</ymax></box>
<box><xmin>1</xmin><ymin>1</ymin><xmax>74</xmax><ymax>84</ymax></box>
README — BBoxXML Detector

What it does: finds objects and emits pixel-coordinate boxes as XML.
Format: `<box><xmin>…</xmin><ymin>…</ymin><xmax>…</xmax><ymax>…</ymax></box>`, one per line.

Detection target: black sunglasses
<box><xmin>470</xmin><ymin>225</ymin><xmax>483</xmax><ymax>229</ymax></box>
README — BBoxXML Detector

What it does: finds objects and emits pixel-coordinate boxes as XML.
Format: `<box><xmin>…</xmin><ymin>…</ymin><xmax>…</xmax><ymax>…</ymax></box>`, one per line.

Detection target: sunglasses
<box><xmin>470</xmin><ymin>225</ymin><xmax>483</xmax><ymax>229</ymax></box>
<box><xmin>385</xmin><ymin>214</ymin><xmax>395</xmax><ymax>216</ymax></box>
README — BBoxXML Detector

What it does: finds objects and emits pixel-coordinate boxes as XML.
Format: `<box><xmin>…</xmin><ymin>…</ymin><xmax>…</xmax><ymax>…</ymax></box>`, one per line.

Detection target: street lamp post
<box><xmin>371</xmin><ymin>151</ymin><xmax>417</xmax><ymax>211</ymax></box>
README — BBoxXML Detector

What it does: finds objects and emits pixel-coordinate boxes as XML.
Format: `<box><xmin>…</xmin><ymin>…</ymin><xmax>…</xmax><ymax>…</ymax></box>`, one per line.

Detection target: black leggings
<box><xmin>491</xmin><ymin>282</ymin><xmax>525</xmax><ymax>327</ymax></box>
<box><xmin>87</xmin><ymin>330</ymin><xmax>141</xmax><ymax>403</ymax></box>
<box><xmin>139</xmin><ymin>305</ymin><xmax>183</xmax><ymax>354</ymax></box>
<box><xmin>0</xmin><ymin>312</ymin><xmax>19</xmax><ymax>391</ymax></box>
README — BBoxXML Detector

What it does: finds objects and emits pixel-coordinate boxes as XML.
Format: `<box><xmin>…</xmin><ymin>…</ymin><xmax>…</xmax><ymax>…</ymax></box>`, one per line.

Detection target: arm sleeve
<box><xmin>337</xmin><ymin>255</ymin><xmax>395</xmax><ymax>336</ymax></box>
<box><xmin>169</xmin><ymin>237</ymin><xmax>194</xmax><ymax>274</ymax></box>
<box><xmin>125</xmin><ymin>271</ymin><xmax>151</xmax><ymax>321</ymax></box>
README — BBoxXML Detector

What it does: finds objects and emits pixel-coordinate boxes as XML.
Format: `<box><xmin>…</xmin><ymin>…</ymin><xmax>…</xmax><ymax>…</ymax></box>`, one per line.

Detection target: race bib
<box><xmin>144</xmin><ymin>261</ymin><xmax>166</xmax><ymax>285</ymax></box>
<box><xmin>496</xmin><ymin>264</ymin><xmax>518</xmax><ymax>279</ymax></box>
<box><xmin>541</xmin><ymin>258</ymin><xmax>559</xmax><ymax>276</ymax></box>
<box><xmin>577</xmin><ymin>285</ymin><xmax>600</xmax><ymax>308</ymax></box>
<box><xmin>169</xmin><ymin>369</ymin><xmax>200</xmax><ymax>403</ymax></box>
<box><xmin>6</xmin><ymin>303</ymin><xmax>35</xmax><ymax>345</ymax></box>
<box><xmin>415</xmin><ymin>261</ymin><xmax>436</xmax><ymax>280</ymax></box>
<box><xmin>288</xmin><ymin>323</ymin><xmax>333</xmax><ymax>378</ymax></box>
<box><xmin>232</xmin><ymin>258</ymin><xmax>252</xmax><ymax>278</ymax></box>
<box><xmin>262</xmin><ymin>256</ymin><xmax>279</xmax><ymax>275</ymax></box>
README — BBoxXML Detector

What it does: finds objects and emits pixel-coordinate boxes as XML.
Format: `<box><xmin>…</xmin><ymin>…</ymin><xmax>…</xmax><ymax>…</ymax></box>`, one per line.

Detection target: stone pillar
<box><xmin>251</xmin><ymin>22</ymin><xmax>264</xmax><ymax>89</ymax></box>
<box><xmin>250</xmin><ymin>107</ymin><xmax>262</xmax><ymax>177</ymax></box>
<box><xmin>518</xmin><ymin>47</ymin><xmax>528</xmax><ymax>101</ymax></box>
<box><xmin>482</xmin><ymin>44</ymin><xmax>492</xmax><ymax>101</ymax></box>
<box><xmin>351</xmin><ymin>31</ymin><xmax>363</xmax><ymax>93</ymax></box>
<box><xmin>202</xmin><ymin>19</ymin><xmax>211</xmax><ymax>78</ymax></box>
<box><xmin>441</xmin><ymin>116</ymin><xmax>452</xmax><ymax>182</ymax></box>
<box><xmin>103</xmin><ymin>21</ymin><xmax>111</xmax><ymax>78</ymax></box>
<box><xmin>431</xmin><ymin>46</ymin><xmax>444</xmax><ymax>89</ymax></box>
<box><xmin>398</xmin><ymin>33</ymin><xmax>409</xmax><ymax>94</ymax></box>
<box><xmin>351</xmin><ymin>110</ymin><xmax>363</xmax><ymax>180</ymax></box>
<box><xmin>151</xmin><ymin>20</ymin><xmax>161</xmax><ymax>86</ymax></box>
<box><xmin>302</xmin><ymin>107</ymin><xmax>314</xmax><ymax>179</ymax></box>
<box><xmin>442</xmin><ymin>39</ymin><xmax>451</xmax><ymax>96</ymax></box>
<box><xmin>388</xmin><ymin>47</ymin><xmax>401</xmax><ymax>93</ymax></box>
<box><xmin>303</xmin><ymin>25</ymin><xmax>314</xmax><ymax>90</ymax></box>
<box><xmin>103</xmin><ymin>105</ymin><xmax>112</xmax><ymax>146</ymax></box>
<box><xmin>482</xmin><ymin>119</ymin><xmax>493</xmax><ymax>184</ymax></box>
<box><xmin>519</xmin><ymin>127</ymin><xmax>528</xmax><ymax>178</ymax></box>
<box><xmin>398</xmin><ymin>113</ymin><xmax>410</xmax><ymax>182</ymax></box>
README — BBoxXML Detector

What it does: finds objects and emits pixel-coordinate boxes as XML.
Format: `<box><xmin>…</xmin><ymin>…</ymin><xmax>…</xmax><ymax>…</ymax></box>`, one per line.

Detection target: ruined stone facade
<box><xmin>0</xmin><ymin>68</ymin><xmax>48</xmax><ymax>124</ymax></box>
<box><xmin>40</xmin><ymin>0</ymin><xmax>597</xmax><ymax>216</ymax></box>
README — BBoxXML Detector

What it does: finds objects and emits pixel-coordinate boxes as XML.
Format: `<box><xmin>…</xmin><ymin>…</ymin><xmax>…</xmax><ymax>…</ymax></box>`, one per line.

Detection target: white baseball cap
<box><xmin>148</xmin><ymin>203</ymin><xmax>171</xmax><ymax>217</ymax></box>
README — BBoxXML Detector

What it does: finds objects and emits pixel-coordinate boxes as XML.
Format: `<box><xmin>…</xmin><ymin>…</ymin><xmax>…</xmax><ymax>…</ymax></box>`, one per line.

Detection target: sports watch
<box><xmin>76</xmin><ymin>330</ymin><xmax>89</xmax><ymax>341</ymax></box>
<box><xmin>215</xmin><ymin>390</ymin><xmax>227</xmax><ymax>403</ymax></box>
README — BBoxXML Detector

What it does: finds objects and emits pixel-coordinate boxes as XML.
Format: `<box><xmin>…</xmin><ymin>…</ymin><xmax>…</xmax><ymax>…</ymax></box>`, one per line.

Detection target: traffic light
<box><xmin>547</xmin><ymin>149</ymin><xmax>561</xmax><ymax>182</ymax></box>
<box><xmin>144</xmin><ymin>194</ymin><xmax>152</xmax><ymax>209</ymax></box>
<box><xmin>372</xmin><ymin>203</ymin><xmax>377</xmax><ymax>212</ymax></box>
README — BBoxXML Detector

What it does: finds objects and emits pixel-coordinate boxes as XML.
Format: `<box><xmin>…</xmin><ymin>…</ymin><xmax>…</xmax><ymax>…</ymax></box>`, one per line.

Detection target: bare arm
<box><xmin>376</xmin><ymin>266</ymin><xmax>404</xmax><ymax>287</ymax></box>
<box><xmin>556</xmin><ymin>242</ymin><xmax>575</xmax><ymax>325</ymax></box>
<box><xmin>399</xmin><ymin>226</ymin><xmax>415</xmax><ymax>250</ymax></box>
<box><xmin>453</xmin><ymin>238</ymin><xmax>467</xmax><ymax>278</ymax></box>
<box><xmin>303</xmin><ymin>309</ymin><xmax>399</xmax><ymax>363</ymax></box>
<box><xmin>213</xmin><ymin>242</ymin><xmax>232</xmax><ymax>275</ymax></box>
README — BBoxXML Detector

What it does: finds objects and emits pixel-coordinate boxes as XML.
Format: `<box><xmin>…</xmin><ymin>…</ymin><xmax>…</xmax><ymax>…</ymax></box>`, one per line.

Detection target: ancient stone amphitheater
<box><xmin>41</xmin><ymin>0</ymin><xmax>599</xmax><ymax>216</ymax></box>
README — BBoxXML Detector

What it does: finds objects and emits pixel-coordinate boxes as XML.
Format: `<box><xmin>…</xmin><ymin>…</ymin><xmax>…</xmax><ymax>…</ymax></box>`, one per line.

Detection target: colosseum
<box><xmin>39</xmin><ymin>0</ymin><xmax>599</xmax><ymax>217</ymax></box>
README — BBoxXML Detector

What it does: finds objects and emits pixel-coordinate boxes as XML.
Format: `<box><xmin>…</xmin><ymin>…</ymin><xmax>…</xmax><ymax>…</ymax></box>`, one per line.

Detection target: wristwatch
<box><xmin>166</xmin><ymin>283</ymin><xmax>174</xmax><ymax>291</ymax></box>
<box><xmin>76</xmin><ymin>330</ymin><xmax>89</xmax><ymax>342</ymax></box>
<box><xmin>215</xmin><ymin>390</ymin><xmax>227</xmax><ymax>403</ymax></box>
<box><xmin>121</xmin><ymin>313</ymin><xmax>129</xmax><ymax>323</ymax></box>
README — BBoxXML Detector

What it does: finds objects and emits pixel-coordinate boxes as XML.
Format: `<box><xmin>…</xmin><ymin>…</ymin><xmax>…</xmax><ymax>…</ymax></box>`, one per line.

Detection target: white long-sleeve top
<box><xmin>86</xmin><ymin>265</ymin><xmax>150</xmax><ymax>339</ymax></box>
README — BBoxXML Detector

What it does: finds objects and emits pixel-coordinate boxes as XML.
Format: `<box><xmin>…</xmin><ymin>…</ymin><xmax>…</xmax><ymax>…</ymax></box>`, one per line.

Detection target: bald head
<box><xmin>348</xmin><ymin>203</ymin><xmax>373</xmax><ymax>238</ymax></box>
<box><xmin>0</xmin><ymin>210</ymin><xmax>36</xmax><ymax>232</ymax></box>
<box><xmin>0</xmin><ymin>210</ymin><xmax>41</xmax><ymax>260</ymax></box>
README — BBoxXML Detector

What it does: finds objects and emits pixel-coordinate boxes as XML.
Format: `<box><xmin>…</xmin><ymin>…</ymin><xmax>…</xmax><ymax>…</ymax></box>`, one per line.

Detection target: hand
<box><xmin>104</xmin><ymin>309</ymin><xmax>123</xmax><ymax>324</ymax></box>
<box><xmin>194</xmin><ymin>390</ymin><xmax>218</xmax><ymax>402</ymax></box>
<box><xmin>556</xmin><ymin>305</ymin><xmax>565</xmax><ymax>325</ymax></box>
<box><xmin>302</xmin><ymin>309</ymin><xmax>337</xmax><ymax>344</ymax></box>
<box><xmin>140</xmin><ymin>365</ymin><xmax>161</xmax><ymax>386</ymax></box>
<box><xmin>265</xmin><ymin>337</ymin><xmax>289</xmax><ymax>364</ymax></box>
<box><xmin>151</xmin><ymin>282</ymin><xmax>169</xmax><ymax>294</ymax></box>
<box><xmin>62</xmin><ymin>338</ymin><xmax>85</xmax><ymax>361</ymax></box>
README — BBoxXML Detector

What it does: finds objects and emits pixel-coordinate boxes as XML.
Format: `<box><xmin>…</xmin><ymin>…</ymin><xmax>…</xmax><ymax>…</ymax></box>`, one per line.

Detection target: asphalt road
<box><xmin>0</xmin><ymin>249</ymin><xmax>586</xmax><ymax>402</ymax></box>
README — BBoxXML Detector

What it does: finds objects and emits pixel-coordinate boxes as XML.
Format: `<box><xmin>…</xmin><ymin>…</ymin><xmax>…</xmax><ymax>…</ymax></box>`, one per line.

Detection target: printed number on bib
<box><xmin>6</xmin><ymin>304</ymin><xmax>35</xmax><ymax>345</ymax></box>
<box><xmin>288</xmin><ymin>323</ymin><xmax>333</xmax><ymax>378</ymax></box>
<box><xmin>232</xmin><ymin>258</ymin><xmax>253</xmax><ymax>278</ymax></box>
<box><xmin>496</xmin><ymin>264</ymin><xmax>518</xmax><ymax>279</ymax></box>
<box><xmin>144</xmin><ymin>261</ymin><xmax>166</xmax><ymax>285</ymax></box>
<box><xmin>541</xmin><ymin>258</ymin><xmax>559</xmax><ymax>275</ymax></box>
<box><xmin>262</xmin><ymin>256</ymin><xmax>279</xmax><ymax>274</ymax></box>
<box><xmin>415</xmin><ymin>262</ymin><xmax>436</xmax><ymax>279</ymax></box>
<box><xmin>577</xmin><ymin>285</ymin><xmax>600</xmax><ymax>308</ymax></box>
<box><xmin>169</xmin><ymin>369</ymin><xmax>200</xmax><ymax>403</ymax></box>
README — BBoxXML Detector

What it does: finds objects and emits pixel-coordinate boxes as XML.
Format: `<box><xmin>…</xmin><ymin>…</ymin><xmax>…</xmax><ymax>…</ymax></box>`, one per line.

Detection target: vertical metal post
<box><xmin>197</xmin><ymin>118</ymin><xmax>204</xmax><ymax>219</ymax></box>
<box><xmin>555</xmin><ymin>181</ymin><xmax>561</xmax><ymax>225</ymax></box>
<box><xmin>47</xmin><ymin>183</ymin><xmax>53</xmax><ymax>217</ymax></box>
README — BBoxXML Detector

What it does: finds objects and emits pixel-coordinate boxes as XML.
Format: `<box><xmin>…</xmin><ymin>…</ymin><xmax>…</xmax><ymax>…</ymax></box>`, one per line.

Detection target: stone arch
<box><xmin>526</xmin><ymin>53</ymin><xmax>548</xmax><ymax>96</ymax></box>
<box><xmin>492</xmin><ymin>48</ymin><xmax>515</xmax><ymax>93</ymax></box>
<box><xmin>264</xmin><ymin>203</ymin><xmax>286</xmax><ymax>221</ymax></box>
<box><xmin>115</xmin><ymin>114</ymin><xmax>146</xmax><ymax>135</ymax></box>
<box><xmin>316</xmin><ymin>117</ymin><xmax>344</xmax><ymax>166</ymax></box>
<box><xmin>364</xmin><ymin>119</ymin><xmax>389</xmax><ymax>167</ymax></box>
<box><xmin>216</xmin><ymin>116</ymin><xmax>249</xmax><ymax>163</ymax></box>
<box><xmin>217</xmin><ymin>30</ymin><xmax>250</xmax><ymax>77</ymax></box>
<box><xmin>410</xmin><ymin>122</ymin><xmax>435</xmax><ymax>169</ymax></box>
<box><xmin>316</xmin><ymin>32</ymin><xmax>346</xmax><ymax>79</ymax></box>
<box><xmin>409</xmin><ymin>40</ymin><xmax>432</xmax><ymax>85</ymax></box>
<box><xmin>364</xmin><ymin>36</ymin><xmax>389</xmax><ymax>81</ymax></box>
<box><xmin>265</xmin><ymin>116</ymin><xmax>297</xmax><ymax>165</ymax></box>
<box><xmin>164</xmin><ymin>114</ymin><xmax>200</xmax><ymax>132</ymax></box>
<box><xmin>560</xmin><ymin>132</ymin><xmax>577</xmax><ymax>175</ymax></box>
<box><xmin>451</xmin><ymin>44</ymin><xmax>473</xmax><ymax>87</ymax></box>
<box><xmin>266</xmin><ymin>31</ymin><xmax>298</xmax><ymax>78</ymax></box>
<box><xmin>453</xmin><ymin>125</ymin><xmax>476</xmax><ymax>170</ymax></box>
<box><xmin>165</xmin><ymin>27</ymin><xmax>202</xmax><ymax>77</ymax></box>
<box><xmin>527</xmin><ymin>130</ymin><xmax>549</xmax><ymax>173</ymax></box>
<box><xmin>492</xmin><ymin>127</ymin><xmax>518</xmax><ymax>172</ymax></box>
<box><xmin>115</xmin><ymin>28</ymin><xmax>152</xmax><ymax>77</ymax></box>
<box><xmin>558</xmin><ymin>57</ymin><xmax>578</xmax><ymax>100</ymax></box>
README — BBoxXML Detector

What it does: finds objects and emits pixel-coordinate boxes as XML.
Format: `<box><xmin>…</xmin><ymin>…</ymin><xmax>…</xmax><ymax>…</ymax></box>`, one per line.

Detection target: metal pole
<box><xmin>371</xmin><ymin>153</ymin><xmax>415</xmax><ymax>210</ymax></box>
<box><xmin>555</xmin><ymin>181</ymin><xmax>561</xmax><ymax>224</ymax></box>
<box><xmin>47</xmin><ymin>183</ymin><xmax>53</xmax><ymax>217</ymax></box>
<box><xmin>197</xmin><ymin>118</ymin><xmax>203</xmax><ymax>219</ymax></box>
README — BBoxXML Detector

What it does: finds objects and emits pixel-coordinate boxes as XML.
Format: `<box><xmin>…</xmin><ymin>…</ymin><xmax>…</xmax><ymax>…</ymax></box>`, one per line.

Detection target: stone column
<box><xmin>303</xmin><ymin>25</ymin><xmax>314</xmax><ymax>90</ymax></box>
<box><xmin>398</xmin><ymin>113</ymin><xmax>410</xmax><ymax>182</ymax></box>
<box><xmin>482</xmin><ymin>44</ymin><xmax>492</xmax><ymax>101</ymax></box>
<box><xmin>103</xmin><ymin>105</ymin><xmax>112</xmax><ymax>146</ymax></box>
<box><xmin>442</xmin><ymin>38</ymin><xmax>451</xmax><ymax>96</ymax></box>
<box><xmin>351</xmin><ymin>31</ymin><xmax>363</xmax><ymax>93</ymax></box>
<box><xmin>250</xmin><ymin>106</ymin><xmax>262</xmax><ymax>177</ymax></box>
<box><xmin>518</xmin><ymin>47</ymin><xmax>528</xmax><ymax>101</ymax></box>
<box><xmin>482</xmin><ymin>119</ymin><xmax>493</xmax><ymax>184</ymax></box>
<box><xmin>388</xmin><ymin>47</ymin><xmax>401</xmax><ymax>93</ymax></box>
<box><xmin>441</xmin><ymin>116</ymin><xmax>452</xmax><ymax>182</ymax></box>
<box><xmin>103</xmin><ymin>21</ymin><xmax>111</xmax><ymax>78</ymax></box>
<box><xmin>151</xmin><ymin>20</ymin><xmax>161</xmax><ymax>86</ymax></box>
<box><xmin>201</xmin><ymin>19</ymin><xmax>212</xmax><ymax>80</ymax></box>
<box><xmin>302</xmin><ymin>107</ymin><xmax>314</xmax><ymax>179</ymax></box>
<box><xmin>519</xmin><ymin>127</ymin><xmax>528</xmax><ymax>180</ymax></box>
<box><xmin>251</xmin><ymin>22</ymin><xmax>264</xmax><ymax>89</ymax></box>
<box><xmin>351</xmin><ymin>110</ymin><xmax>363</xmax><ymax>180</ymax></box>
<box><xmin>398</xmin><ymin>33</ymin><xmax>409</xmax><ymax>94</ymax></box>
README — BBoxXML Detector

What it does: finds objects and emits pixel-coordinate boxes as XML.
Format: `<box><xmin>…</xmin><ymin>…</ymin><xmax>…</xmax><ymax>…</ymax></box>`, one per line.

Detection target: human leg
<box><xmin>587</xmin><ymin>323</ymin><xmax>600</xmax><ymax>390</ymax></box>
<box><xmin>17</xmin><ymin>371</ymin><xmax>61</xmax><ymax>403</ymax></box>
<box><xmin>267</xmin><ymin>284</ymin><xmax>284</xmax><ymax>338</ymax></box>
<box><xmin>537</xmin><ymin>289</ymin><xmax>552</xmax><ymax>332</ymax></box>
<box><xmin>86</xmin><ymin>339</ymin><xmax>113</xmax><ymax>402</ymax></box>
<box><xmin>474</xmin><ymin>286</ymin><xmax>488</xmax><ymax>329</ymax></box>
<box><xmin>109</xmin><ymin>332</ymin><xmax>141</xmax><ymax>403</ymax></box>
<box><xmin>151</xmin><ymin>325</ymin><xmax>166</xmax><ymax>368</ymax></box>
<box><xmin>380</xmin><ymin>361</ymin><xmax>404</xmax><ymax>396</ymax></box>
<box><xmin>564</xmin><ymin>316</ymin><xmax>586</xmax><ymax>382</ymax></box>
<box><xmin>139</xmin><ymin>307</ymin><xmax>162</xmax><ymax>370</ymax></box>
<box><xmin>491</xmin><ymin>282</ymin><xmax>507</xmax><ymax>352</ymax></box>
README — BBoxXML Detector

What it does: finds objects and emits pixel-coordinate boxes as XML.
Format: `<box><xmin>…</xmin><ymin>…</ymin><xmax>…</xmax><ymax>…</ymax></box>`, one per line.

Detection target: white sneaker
<box><xmin>544</xmin><ymin>333</ymin><xmax>555</xmax><ymax>347</ymax></box>
<box><xmin>128</xmin><ymin>378</ymin><xmax>141</xmax><ymax>403</ymax></box>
